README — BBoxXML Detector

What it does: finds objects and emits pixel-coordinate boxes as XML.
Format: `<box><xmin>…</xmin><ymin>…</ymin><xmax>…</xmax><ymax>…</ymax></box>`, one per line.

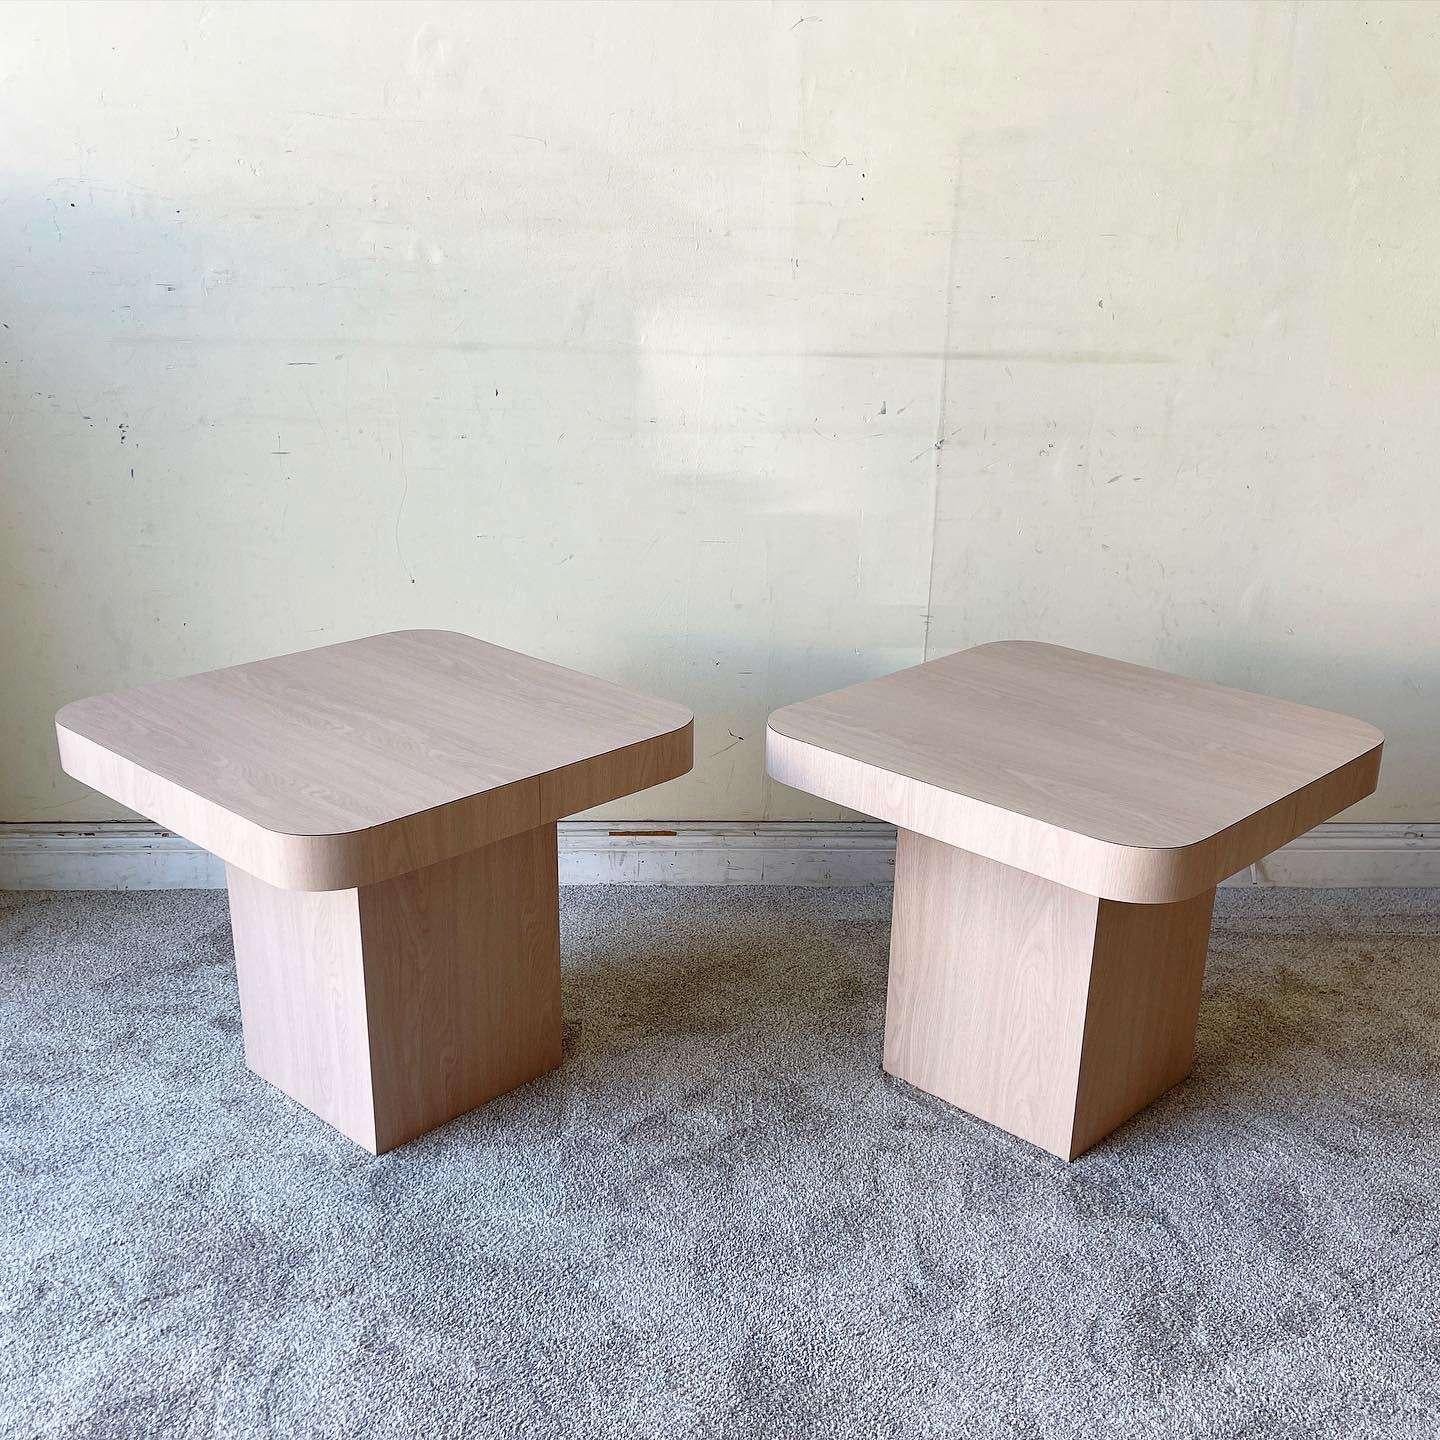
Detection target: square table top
<box><xmin>766</xmin><ymin>641</ymin><xmax>1382</xmax><ymax>903</ymax></box>
<box><xmin>56</xmin><ymin>629</ymin><xmax>693</xmax><ymax>891</ymax></box>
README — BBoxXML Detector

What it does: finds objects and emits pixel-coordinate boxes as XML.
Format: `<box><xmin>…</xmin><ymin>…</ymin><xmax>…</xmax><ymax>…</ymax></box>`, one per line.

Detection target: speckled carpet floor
<box><xmin>1</xmin><ymin>884</ymin><xmax>1438</xmax><ymax>1440</ymax></box>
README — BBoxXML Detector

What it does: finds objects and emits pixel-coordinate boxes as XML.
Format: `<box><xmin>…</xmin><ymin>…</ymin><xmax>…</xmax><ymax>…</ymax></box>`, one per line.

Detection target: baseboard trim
<box><xmin>1</xmin><ymin>820</ymin><xmax>1436</xmax><ymax>891</ymax></box>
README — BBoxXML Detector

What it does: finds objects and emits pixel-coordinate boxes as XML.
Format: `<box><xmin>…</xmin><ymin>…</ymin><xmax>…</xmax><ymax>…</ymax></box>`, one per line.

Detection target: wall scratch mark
<box><xmin>394</xmin><ymin>469</ymin><xmax>413</xmax><ymax>584</ymax></box>
<box><xmin>111</xmin><ymin>335</ymin><xmax>1173</xmax><ymax>365</ymax></box>
<box><xmin>920</xmin><ymin>154</ymin><xmax>966</xmax><ymax>661</ymax></box>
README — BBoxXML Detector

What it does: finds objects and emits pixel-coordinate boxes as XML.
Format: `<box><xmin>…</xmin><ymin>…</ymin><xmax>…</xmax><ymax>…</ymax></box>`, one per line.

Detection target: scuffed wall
<box><xmin>2</xmin><ymin>0</ymin><xmax>1435</xmax><ymax>822</ymax></box>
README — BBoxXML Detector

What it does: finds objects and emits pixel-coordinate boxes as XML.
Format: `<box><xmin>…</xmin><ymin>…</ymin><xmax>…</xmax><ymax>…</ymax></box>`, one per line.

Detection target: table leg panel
<box><xmin>884</xmin><ymin>829</ymin><xmax>1214</xmax><ymax>1159</ymax></box>
<box><xmin>1070</xmin><ymin>886</ymin><xmax>1214</xmax><ymax>1157</ymax></box>
<box><xmin>228</xmin><ymin>822</ymin><xmax>562</xmax><ymax>1154</ymax></box>
<box><xmin>229</xmin><ymin>870</ymin><xmax>377</xmax><ymax>1149</ymax></box>
<box><xmin>358</xmin><ymin>822</ymin><xmax>562</xmax><ymax>1153</ymax></box>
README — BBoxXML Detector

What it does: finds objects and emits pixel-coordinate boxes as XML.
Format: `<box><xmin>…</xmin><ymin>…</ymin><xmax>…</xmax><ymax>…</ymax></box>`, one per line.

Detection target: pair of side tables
<box><xmin>55</xmin><ymin>630</ymin><xmax>1382</xmax><ymax>1160</ymax></box>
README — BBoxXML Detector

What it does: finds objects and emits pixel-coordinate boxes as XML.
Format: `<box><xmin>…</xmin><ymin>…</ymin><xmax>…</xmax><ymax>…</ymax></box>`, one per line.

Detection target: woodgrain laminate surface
<box><xmin>885</xmin><ymin>831</ymin><xmax>1214</xmax><ymax>1160</ymax></box>
<box><xmin>231</xmin><ymin>823</ymin><xmax>562</xmax><ymax>1154</ymax></box>
<box><xmin>57</xmin><ymin>629</ymin><xmax>693</xmax><ymax>891</ymax></box>
<box><xmin>768</xmin><ymin>641</ymin><xmax>1382</xmax><ymax>902</ymax></box>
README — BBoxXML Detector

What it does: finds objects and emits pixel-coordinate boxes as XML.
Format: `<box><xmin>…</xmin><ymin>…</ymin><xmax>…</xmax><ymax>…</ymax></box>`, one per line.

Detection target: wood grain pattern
<box><xmin>230</xmin><ymin>824</ymin><xmax>562</xmax><ymax>1154</ymax></box>
<box><xmin>884</xmin><ymin>830</ymin><xmax>1215</xmax><ymax>1160</ymax></box>
<box><xmin>229</xmin><ymin>867</ymin><xmax>377</xmax><ymax>1146</ymax></box>
<box><xmin>57</xmin><ymin>629</ymin><xmax>693</xmax><ymax>891</ymax></box>
<box><xmin>769</xmin><ymin>641</ymin><xmax>1382</xmax><ymax>902</ymax></box>
<box><xmin>885</xmin><ymin>831</ymin><xmax>1097</xmax><ymax>1156</ymax></box>
<box><xmin>1070</xmin><ymin>885</ymin><xmax>1214</xmax><ymax>1157</ymax></box>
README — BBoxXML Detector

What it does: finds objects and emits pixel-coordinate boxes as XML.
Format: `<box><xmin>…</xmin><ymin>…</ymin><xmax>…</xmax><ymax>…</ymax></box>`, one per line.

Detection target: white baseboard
<box><xmin>0</xmin><ymin>820</ymin><xmax>1436</xmax><ymax>891</ymax></box>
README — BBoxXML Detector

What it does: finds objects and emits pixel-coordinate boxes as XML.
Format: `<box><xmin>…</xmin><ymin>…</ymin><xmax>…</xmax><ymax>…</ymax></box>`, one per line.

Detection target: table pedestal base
<box><xmin>228</xmin><ymin>823</ymin><xmax>562</xmax><ymax>1154</ymax></box>
<box><xmin>884</xmin><ymin>830</ymin><xmax>1214</xmax><ymax>1160</ymax></box>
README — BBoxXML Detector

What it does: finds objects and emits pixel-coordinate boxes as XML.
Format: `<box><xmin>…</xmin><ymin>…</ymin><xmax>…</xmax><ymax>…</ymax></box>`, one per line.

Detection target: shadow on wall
<box><xmin>0</xmin><ymin>150</ymin><xmax>694</xmax><ymax>816</ymax></box>
<box><xmin>1202</xmin><ymin>629</ymin><xmax>1428</xmax><ymax>781</ymax></box>
<box><xmin>0</xmin><ymin>109</ymin><xmax>943</xmax><ymax>827</ymax></box>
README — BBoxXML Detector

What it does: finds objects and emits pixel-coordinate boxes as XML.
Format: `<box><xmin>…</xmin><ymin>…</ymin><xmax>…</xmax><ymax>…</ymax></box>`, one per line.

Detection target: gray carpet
<box><xmin>1</xmin><ymin>884</ymin><xmax>1438</xmax><ymax>1439</ymax></box>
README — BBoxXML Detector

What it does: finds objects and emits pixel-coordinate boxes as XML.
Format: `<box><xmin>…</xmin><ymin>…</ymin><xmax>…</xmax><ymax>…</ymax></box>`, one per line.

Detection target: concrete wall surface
<box><xmin>3</xmin><ymin>1</ymin><xmax>1435</xmax><ymax>822</ymax></box>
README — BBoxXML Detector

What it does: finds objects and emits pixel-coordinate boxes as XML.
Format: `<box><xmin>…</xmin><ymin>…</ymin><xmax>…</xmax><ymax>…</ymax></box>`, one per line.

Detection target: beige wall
<box><xmin>3</xmin><ymin>0</ymin><xmax>1435</xmax><ymax>823</ymax></box>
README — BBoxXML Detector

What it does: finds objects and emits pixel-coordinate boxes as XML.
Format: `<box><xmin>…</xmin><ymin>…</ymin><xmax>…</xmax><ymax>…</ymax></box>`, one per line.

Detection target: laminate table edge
<box><xmin>58</xmin><ymin>713</ymin><xmax>694</xmax><ymax>892</ymax></box>
<box><xmin>764</xmin><ymin>723</ymin><xmax>1381</xmax><ymax>904</ymax></box>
